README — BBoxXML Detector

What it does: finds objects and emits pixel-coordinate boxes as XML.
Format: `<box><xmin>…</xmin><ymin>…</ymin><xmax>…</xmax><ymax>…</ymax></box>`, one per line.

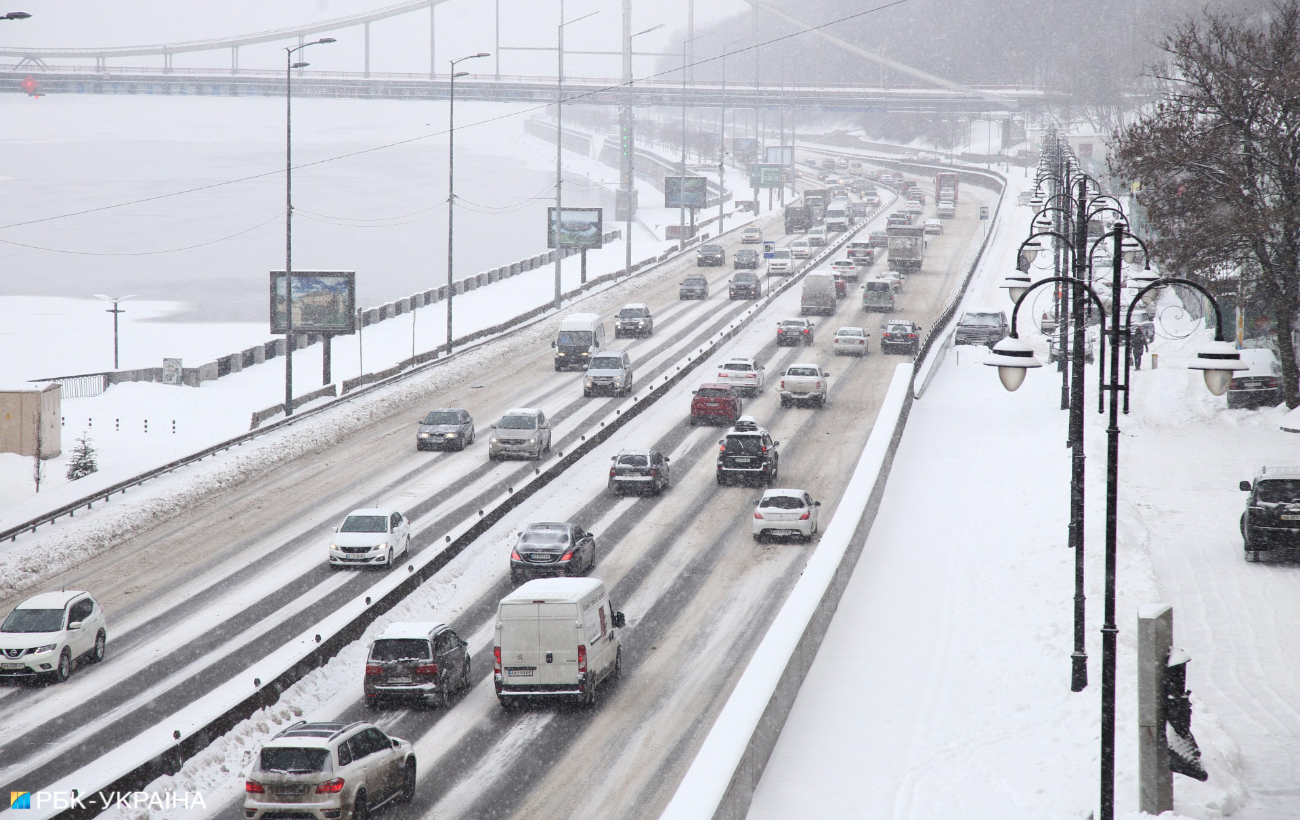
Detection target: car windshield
<box><xmin>557</xmin><ymin>330</ymin><xmax>593</xmax><ymax>346</ymax></box>
<box><xmin>780</xmin><ymin>321</ymin><xmax>806</xmax><ymax>328</ymax></box>
<box><xmin>760</xmin><ymin>495</ymin><xmax>805</xmax><ymax>510</ymax></box>
<box><xmin>589</xmin><ymin>356</ymin><xmax>623</xmax><ymax>370</ymax></box>
<box><xmin>261</xmin><ymin>748</ymin><xmax>331</xmax><ymax>775</ymax></box>
<box><xmin>617</xmin><ymin>454</ymin><xmax>649</xmax><ymax>468</ymax></box>
<box><xmin>370</xmin><ymin>638</ymin><xmax>431</xmax><ymax>662</ymax></box>
<box><xmin>1</xmin><ymin>608</ymin><xmax>64</xmax><ymax>633</ymax></box>
<box><xmin>773</xmin><ymin>250</ymin><xmax>791</xmax><ymax>259</ymax></box>
<box><xmin>340</xmin><ymin>515</ymin><xmax>387</xmax><ymax>533</ymax></box>
<box><xmin>684</xmin><ymin>277</ymin><xmax>706</xmax><ymax>286</ymax></box>
<box><xmin>696</xmin><ymin>387</ymin><xmax>730</xmax><ymax>398</ymax></box>
<box><xmin>787</xmin><ymin>367</ymin><xmax>819</xmax><ymax>377</ymax></box>
<box><xmin>722</xmin><ymin>363</ymin><xmax>753</xmax><ymax>372</ymax></box>
<box><xmin>701</xmin><ymin>245</ymin><xmax>722</xmax><ymax>253</ymax></box>
<box><xmin>733</xmin><ymin>273</ymin><xmax>757</xmax><ymax>282</ymax></box>
<box><xmin>724</xmin><ymin>435</ymin><xmax>765</xmax><ymax>455</ymax></box>
<box><xmin>422</xmin><ymin>411</ymin><xmax>460</xmax><ymax>425</ymax></box>
<box><xmin>867</xmin><ymin>282</ymin><xmax>892</xmax><ymax>292</ymax></box>
<box><xmin>963</xmin><ymin>313</ymin><xmax>1003</xmax><ymax>327</ymax></box>
<box><xmin>618</xmin><ymin>307</ymin><xmax>648</xmax><ymax>319</ymax></box>
<box><xmin>499</xmin><ymin>415</ymin><xmax>537</xmax><ymax>430</ymax></box>
<box><xmin>1257</xmin><ymin>479</ymin><xmax>1300</xmax><ymax>503</ymax></box>
<box><xmin>520</xmin><ymin>530</ymin><xmax>568</xmax><ymax>545</ymax></box>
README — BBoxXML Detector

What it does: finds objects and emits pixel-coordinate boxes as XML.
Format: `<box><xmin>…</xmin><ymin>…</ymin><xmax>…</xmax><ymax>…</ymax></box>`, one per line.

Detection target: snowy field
<box><xmin>747</xmin><ymin>177</ymin><xmax>1300</xmax><ymax>818</ymax></box>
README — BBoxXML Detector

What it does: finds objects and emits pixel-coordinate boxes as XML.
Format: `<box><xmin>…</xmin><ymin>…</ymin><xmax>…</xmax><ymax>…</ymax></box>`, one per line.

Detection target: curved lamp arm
<box><xmin>1008</xmin><ymin>275</ymin><xmax>1108</xmax><ymax>338</ymax></box>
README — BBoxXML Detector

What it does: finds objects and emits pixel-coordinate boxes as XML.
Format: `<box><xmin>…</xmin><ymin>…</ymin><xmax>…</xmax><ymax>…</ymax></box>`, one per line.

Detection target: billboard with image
<box><xmin>548</xmin><ymin>207</ymin><xmax>604</xmax><ymax>249</ymax></box>
<box><xmin>270</xmin><ymin>271</ymin><xmax>356</xmax><ymax>335</ymax></box>
<box><xmin>665</xmin><ymin>176</ymin><xmax>709</xmax><ymax>208</ymax></box>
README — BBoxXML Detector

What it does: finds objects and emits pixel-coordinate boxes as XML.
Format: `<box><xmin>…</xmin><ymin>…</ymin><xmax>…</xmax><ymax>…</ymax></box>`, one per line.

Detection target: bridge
<box><xmin>0</xmin><ymin>0</ymin><xmax>1032</xmax><ymax>113</ymax></box>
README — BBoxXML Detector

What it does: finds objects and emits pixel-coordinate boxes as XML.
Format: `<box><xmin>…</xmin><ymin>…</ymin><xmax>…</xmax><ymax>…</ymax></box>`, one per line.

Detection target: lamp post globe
<box><xmin>1189</xmin><ymin>340</ymin><xmax>1247</xmax><ymax>396</ymax></box>
<box><xmin>1001</xmin><ymin>271</ymin><xmax>1032</xmax><ymax>304</ymax></box>
<box><xmin>985</xmin><ymin>336</ymin><xmax>1042</xmax><ymax>392</ymax></box>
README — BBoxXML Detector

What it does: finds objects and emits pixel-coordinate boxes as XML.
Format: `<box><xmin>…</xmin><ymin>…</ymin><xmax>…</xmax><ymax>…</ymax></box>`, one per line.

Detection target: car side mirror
<box><xmin>691</xmin><ymin>390</ymin><xmax>698</xmax><ymax>396</ymax></box>
<box><xmin>610</xmin><ymin>455</ymin><xmax>616</xmax><ymax>461</ymax></box>
<box><xmin>664</xmin><ymin>456</ymin><xmax>670</xmax><ymax>462</ymax></box>
<box><xmin>823</xmin><ymin>371</ymin><xmax>831</xmax><ymax>377</ymax></box>
<box><xmin>1240</xmin><ymin>480</ymin><xmax>1252</xmax><ymax>491</ymax></box>
<box><xmin>551</xmin><ymin>341</ymin><xmax>557</xmax><ymax>348</ymax></box>
<box><xmin>773</xmin><ymin>441</ymin><xmax>780</xmax><ymax>446</ymax></box>
<box><xmin>490</xmin><ymin>423</ymin><xmax>498</xmax><ymax>429</ymax></box>
<box><xmin>613</xmin><ymin>612</ymin><xmax>626</xmax><ymax>628</ymax></box>
<box><xmin>814</xmin><ymin>501</ymin><xmax>822</xmax><ymax>507</ymax></box>
<box><xmin>69</xmin><ymin>621</ymin><xmax>83</xmax><ymax>630</ymax></box>
<box><xmin>392</xmin><ymin>739</ymin><xmax>401</xmax><ymax>748</ymax></box>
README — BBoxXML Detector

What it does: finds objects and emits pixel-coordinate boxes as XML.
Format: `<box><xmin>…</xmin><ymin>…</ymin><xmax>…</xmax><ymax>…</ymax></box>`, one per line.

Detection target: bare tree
<box><xmin>1110</xmin><ymin>0</ymin><xmax>1300</xmax><ymax>406</ymax></box>
<box><xmin>32</xmin><ymin>410</ymin><xmax>45</xmax><ymax>493</ymax></box>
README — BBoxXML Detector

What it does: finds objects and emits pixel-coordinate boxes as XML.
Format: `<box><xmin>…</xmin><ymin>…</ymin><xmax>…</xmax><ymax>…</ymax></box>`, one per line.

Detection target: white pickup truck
<box><xmin>778</xmin><ymin>362</ymin><xmax>831</xmax><ymax>408</ymax></box>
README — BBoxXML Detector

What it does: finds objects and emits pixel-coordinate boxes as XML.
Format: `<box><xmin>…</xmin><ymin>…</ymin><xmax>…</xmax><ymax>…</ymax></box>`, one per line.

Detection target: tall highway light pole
<box><xmin>554</xmin><ymin>6</ymin><xmax>600</xmax><ymax>311</ymax></box>
<box><xmin>622</xmin><ymin>22</ymin><xmax>664</xmax><ymax>276</ymax></box>
<box><xmin>283</xmin><ymin>37</ymin><xmax>335</xmax><ymax>417</ymax></box>
<box><xmin>718</xmin><ymin>39</ymin><xmax>745</xmax><ymax>232</ymax></box>
<box><xmin>679</xmin><ymin>33</ymin><xmax>707</xmax><ymax>251</ymax></box>
<box><xmin>446</xmin><ymin>52</ymin><xmax>490</xmax><ymax>355</ymax></box>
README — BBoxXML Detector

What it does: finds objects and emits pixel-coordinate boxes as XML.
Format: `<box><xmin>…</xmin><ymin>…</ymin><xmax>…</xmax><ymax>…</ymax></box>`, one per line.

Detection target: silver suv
<box><xmin>244</xmin><ymin>721</ymin><xmax>415</xmax><ymax>820</ymax></box>
<box><xmin>584</xmin><ymin>351</ymin><xmax>633</xmax><ymax>397</ymax></box>
<box><xmin>488</xmin><ymin>408</ymin><xmax>551</xmax><ymax>461</ymax></box>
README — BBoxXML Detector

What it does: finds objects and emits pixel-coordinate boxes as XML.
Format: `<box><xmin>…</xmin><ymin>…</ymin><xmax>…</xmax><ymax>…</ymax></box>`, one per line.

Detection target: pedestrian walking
<box><xmin>1130</xmin><ymin>329</ymin><xmax>1148</xmax><ymax>370</ymax></box>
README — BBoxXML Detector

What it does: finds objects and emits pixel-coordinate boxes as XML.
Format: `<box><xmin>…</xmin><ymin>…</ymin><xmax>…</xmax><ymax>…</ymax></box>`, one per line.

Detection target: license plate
<box><xmin>1282</xmin><ymin>515</ymin><xmax>1300</xmax><ymax>521</ymax></box>
<box><xmin>387</xmin><ymin>676</ymin><xmax>411</xmax><ymax>684</ymax></box>
<box><xmin>276</xmin><ymin>785</ymin><xmax>310</xmax><ymax>795</ymax></box>
<box><xmin>530</xmin><ymin>553</ymin><xmax>551</xmax><ymax>561</ymax></box>
<box><xmin>506</xmin><ymin>668</ymin><xmax>534</xmax><ymax>677</ymax></box>
<box><xmin>734</xmin><ymin>457</ymin><xmax>752</xmax><ymax>463</ymax></box>
<box><xmin>1</xmin><ymin>663</ymin><xmax>26</xmax><ymax>670</ymax></box>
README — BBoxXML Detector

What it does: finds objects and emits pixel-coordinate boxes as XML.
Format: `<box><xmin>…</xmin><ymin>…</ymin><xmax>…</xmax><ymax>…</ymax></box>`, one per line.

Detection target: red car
<box><xmin>689</xmin><ymin>383</ymin><xmax>742</xmax><ymax>427</ymax></box>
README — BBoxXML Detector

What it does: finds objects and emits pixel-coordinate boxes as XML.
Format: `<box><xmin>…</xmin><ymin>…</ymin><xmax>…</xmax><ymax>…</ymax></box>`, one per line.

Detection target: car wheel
<box><xmin>365</xmin><ymin>695</ymin><xmax>381</xmax><ymax>709</ymax></box>
<box><xmin>399</xmin><ymin>760</ymin><xmax>417</xmax><ymax>804</ymax></box>
<box><xmin>470</xmin><ymin>428</ymin><xmax>476</xmax><ymax>444</ymax></box>
<box><xmin>780</xmin><ymin>397</ymin><xmax>790</xmax><ymax>408</ymax></box>
<box><xmin>488</xmin><ymin>452</ymin><xmax>497</xmax><ymax>462</ymax></box>
<box><xmin>352</xmin><ymin>790</ymin><xmax>369</xmax><ymax>820</ymax></box>
<box><xmin>457</xmin><ymin>436</ymin><xmax>467</xmax><ymax>451</ymax></box>
<box><xmin>611</xmin><ymin>647</ymin><xmax>623</xmax><ymax>681</ymax></box>
<box><xmin>53</xmin><ymin>648</ymin><xmax>72</xmax><ymax>683</ymax></box>
<box><xmin>716</xmin><ymin>473</ymin><xmax>727</xmax><ymax>486</ymax></box>
<box><xmin>383</xmin><ymin>549</ymin><xmax>393</xmax><ymax>570</ymax></box>
<box><xmin>498</xmin><ymin>695</ymin><xmax>516</xmax><ymax>711</ymax></box>
<box><xmin>461</xmin><ymin>657</ymin><xmax>472</xmax><ymax>691</ymax></box>
<box><xmin>584</xmin><ymin>389</ymin><xmax>591</xmax><ymax>398</ymax></box>
<box><xmin>434</xmin><ymin>678</ymin><xmax>450</xmax><ymax>709</ymax></box>
<box><xmin>1245</xmin><ymin>550</ymin><xmax>1260</xmax><ymax>563</ymax></box>
<box><xmin>688</xmin><ymin>417</ymin><xmax>697</xmax><ymax>427</ymax></box>
<box><xmin>91</xmin><ymin>630</ymin><xmax>107</xmax><ymax>663</ymax></box>
<box><xmin>583</xmin><ymin>673</ymin><xmax>599</xmax><ymax>708</ymax></box>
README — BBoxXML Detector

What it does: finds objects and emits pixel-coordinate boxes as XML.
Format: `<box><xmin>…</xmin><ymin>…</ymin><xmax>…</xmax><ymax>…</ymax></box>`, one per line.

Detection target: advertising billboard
<box><xmin>765</xmin><ymin>145</ymin><xmax>795</xmax><ymax>166</ymax></box>
<box><xmin>270</xmin><ymin>271</ymin><xmax>357</xmax><ymax>335</ymax></box>
<box><xmin>548</xmin><ymin>207</ymin><xmax>604</xmax><ymax>249</ymax></box>
<box><xmin>665</xmin><ymin>176</ymin><xmax>709</xmax><ymax>209</ymax></box>
<box><xmin>749</xmin><ymin>163</ymin><xmax>783</xmax><ymax>189</ymax></box>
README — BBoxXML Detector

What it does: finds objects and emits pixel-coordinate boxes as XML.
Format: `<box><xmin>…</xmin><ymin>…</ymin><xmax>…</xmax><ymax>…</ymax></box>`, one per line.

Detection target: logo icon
<box><xmin>10</xmin><ymin>791</ymin><xmax>31</xmax><ymax>809</ymax></box>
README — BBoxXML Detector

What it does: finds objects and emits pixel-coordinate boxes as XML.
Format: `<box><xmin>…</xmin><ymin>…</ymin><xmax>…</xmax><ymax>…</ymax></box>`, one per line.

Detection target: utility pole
<box><xmin>94</xmin><ymin>294</ymin><xmax>133</xmax><ymax>370</ymax></box>
<box><xmin>555</xmin><ymin>4</ymin><xmax>599</xmax><ymax>309</ymax></box>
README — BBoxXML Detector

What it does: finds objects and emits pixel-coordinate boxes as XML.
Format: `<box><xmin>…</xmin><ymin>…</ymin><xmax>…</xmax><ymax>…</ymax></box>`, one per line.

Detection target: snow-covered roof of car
<box><xmin>344</xmin><ymin>507</ymin><xmax>398</xmax><ymax>518</ymax></box>
<box><xmin>376</xmin><ymin>622</ymin><xmax>446</xmax><ymax>641</ymax></box>
<box><xmin>1258</xmin><ymin>466</ymin><xmax>1300</xmax><ymax>479</ymax></box>
<box><xmin>502</xmin><ymin>577</ymin><xmax>604</xmax><ymax>604</ymax></box>
<box><xmin>503</xmin><ymin>408</ymin><xmax>542</xmax><ymax>417</ymax></box>
<box><xmin>620</xmin><ymin>302</ymin><xmax>648</xmax><ymax>311</ymax></box>
<box><xmin>722</xmin><ymin>357</ymin><xmax>757</xmax><ymax>365</ymax></box>
<box><xmin>14</xmin><ymin>590</ymin><xmax>87</xmax><ymax>610</ymax></box>
<box><xmin>760</xmin><ymin>489</ymin><xmax>809</xmax><ymax>499</ymax></box>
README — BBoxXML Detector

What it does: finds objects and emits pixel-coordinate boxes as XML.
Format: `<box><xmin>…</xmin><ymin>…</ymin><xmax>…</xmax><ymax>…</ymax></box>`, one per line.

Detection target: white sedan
<box><xmin>752</xmin><ymin>489</ymin><xmax>821</xmax><ymax>542</ymax></box>
<box><xmin>715</xmin><ymin>357</ymin><xmax>765</xmax><ymax>396</ymax></box>
<box><xmin>832</xmin><ymin>326</ymin><xmax>870</xmax><ymax>356</ymax></box>
<box><xmin>329</xmin><ymin>508</ymin><xmax>412</xmax><ymax>569</ymax></box>
<box><xmin>923</xmin><ymin>218</ymin><xmax>944</xmax><ymax>235</ymax></box>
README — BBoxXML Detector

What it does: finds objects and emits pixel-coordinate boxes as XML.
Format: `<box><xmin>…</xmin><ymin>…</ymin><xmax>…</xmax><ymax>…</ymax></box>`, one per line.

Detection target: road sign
<box><xmin>980</xmin><ymin>206</ymin><xmax>989</xmax><ymax>220</ymax></box>
<box><xmin>763</xmin><ymin>240</ymin><xmax>776</xmax><ymax>259</ymax></box>
<box><xmin>749</xmin><ymin>164</ymin><xmax>783</xmax><ymax>189</ymax></box>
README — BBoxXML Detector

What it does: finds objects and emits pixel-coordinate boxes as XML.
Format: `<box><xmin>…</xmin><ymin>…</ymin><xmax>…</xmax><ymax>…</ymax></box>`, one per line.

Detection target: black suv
<box><xmin>614</xmin><ymin>303</ymin><xmax>654</xmax><ymax>338</ymax></box>
<box><xmin>954</xmin><ymin>310</ymin><xmax>1009</xmax><ymax>347</ymax></box>
<box><xmin>608</xmin><ymin>448</ymin><xmax>670</xmax><ymax>495</ymax></box>
<box><xmin>680</xmin><ymin>275</ymin><xmax>709</xmax><ymax>300</ymax></box>
<box><xmin>880</xmin><ymin>321</ymin><xmax>922</xmax><ymax>355</ymax></box>
<box><xmin>716</xmin><ymin>417</ymin><xmax>779</xmax><ymax>486</ymax></box>
<box><xmin>733</xmin><ymin>249</ymin><xmax>760</xmax><ymax>269</ymax></box>
<box><xmin>776</xmin><ymin>318</ymin><xmax>815</xmax><ymax>346</ymax></box>
<box><xmin>509</xmin><ymin>522</ymin><xmax>597</xmax><ymax>583</ymax></box>
<box><xmin>696</xmin><ymin>244</ymin><xmax>726</xmax><ymax>266</ymax></box>
<box><xmin>730</xmin><ymin>271</ymin><xmax>762</xmax><ymax>299</ymax></box>
<box><xmin>1240</xmin><ymin>467</ymin><xmax>1300</xmax><ymax>561</ymax></box>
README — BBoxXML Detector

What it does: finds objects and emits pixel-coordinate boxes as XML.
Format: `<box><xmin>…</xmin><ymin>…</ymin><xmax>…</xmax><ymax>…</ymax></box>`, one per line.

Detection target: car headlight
<box><xmin>490</xmin><ymin>436</ymin><xmax>500</xmax><ymax>444</ymax></box>
<box><xmin>35</xmin><ymin>644</ymin><xmax>57</xmax><ymax>654</ymax></box>
<box><xmin>329</xmin><ymin>543</ymin><xmax>338</xmax><ymax>550</ymax></box>
<box><xmin>444</xmin><ymin>432</ymin><xmax>458</xmax><ymax>438</ymax></box>
<box><xmin>558</xmin><ymin>352</ymin><xmax>567</xmax><ymax>357</ymax></box>
<box><xmin>418</xmin><ymin>432</ymin><xmax>431</xmax><ymax>438</ymax></box>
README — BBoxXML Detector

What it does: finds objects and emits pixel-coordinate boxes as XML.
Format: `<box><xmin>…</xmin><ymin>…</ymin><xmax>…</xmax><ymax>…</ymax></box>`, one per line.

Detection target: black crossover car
<box><xmin>696</xmin><ymin>244</ymin><xmax>726</xmax><ymax>266</ymax></box>
<box><xmin>609</xmin><ymin>448</ymin><xmax>671</xmax><ymax>495</ymax></box>
<box><xmin>729</xmin><ymin>271</ymin><xmax>762</xmax><ymax>299</ymax></box>
<box><xmin>733</xmin><ymin>249</ymin><xmax>760</xmax><ymax>269</ymax></box>
<box><xmin>716</xmin><ymin>417</ymin><xmax>779</xmax><ymax>486</ymax></box>
<box><xmin>1240</xmin><ymin>466</ymin><xmax>1300</xmax><ymax>561</ymax></box>
<box><xmin>880</xmin><ymin>321</ymin><xmax>922</xmax><ymax>355</ymax></box>
<box><xmin>680</xmin><ymin>275</ymin><xmax>709</xmax><ymax>300</ymax></box>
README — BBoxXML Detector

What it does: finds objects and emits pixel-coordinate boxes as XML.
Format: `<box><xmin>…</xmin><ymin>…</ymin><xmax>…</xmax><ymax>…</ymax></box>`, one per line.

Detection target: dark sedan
<box><xmin>680</xmin><ymin>275</ymin><xmax>710</xmax><ymax>300</ymax></box>
<box><xmin>697</xmin><ymin>244</ymin><xmax>726</xmax><ymax>266</ymax></box>
<box><xmin>417</xmin><ymin>408</ymin><xmax>475</xmax><ymax>451</ymax></box>
<box><xmin>509</xmin><ymin>522</ymin><xmax>597</xmax><ymax>583</ymax></box>
<box><xmin>733</xmin><ymin>249</ymin><xmax>760</xmax><ymax>269</ymax></box>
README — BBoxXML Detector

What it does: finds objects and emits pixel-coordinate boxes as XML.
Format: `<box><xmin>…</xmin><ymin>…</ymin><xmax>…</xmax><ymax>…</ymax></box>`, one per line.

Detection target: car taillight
<box><xmin>245</xmin><ymin>782</ymin><xmax>265</xmax><ymax>794</ymax></box>
<box><xmin>316</xmin><ymin>778</ymin><xmax>345</xmax><ymax>794</ymax></box>
<box><xmin>650</xmin><ymin>469</ymin><xmax>659</xmax><ymax>477</ymax></box>
<box><xmin>415</xmin><ymin>663</ymin><xmax>438</xmax><ymax>675</ymax></box>
<box><xmin>754</xmin><ymin>511</ymin><xmax>764</xmax><ymax>519</ymax></box>
<box><xmin>815</xmin><ymin>381</ymin><xmax>822</xmax><ymax>388</ymax></box>
<box><xmin>561</xmin><ymin>550</ymin><xmax>574</xmax><ymax>562</ymax></box>
<box><xmin>802</xmin><ymin>329</ymin><xmax>809</xmax><ymax>334</ymax></box>
<box><xmin>799</xmin><ymin>511</ymin><xmax>811</xmax><ymax>520</ymax></box>
<box><xmin>578</xmin><ymin>645</ymin><xmax>587</xmax><ymax>674</ymax></box>
<box><xmin>780</xmin><ymin>380</ymin><xmax>786</xmax><ymax>389</ymax></box>
<box><xmin>1265</xmin><ymin>377</ymin><xmax>1279</xmax><ymax>388</ymax></box>
<box><xmin>365</xmin><ymin>664</ymin><xmax>382</xmax><ymax>676</ymax></box>
<box><xmin>510</xmin><ymin>548</ymin><xmax>521</xmax><ymax>561</ymax></box>
<box><xmin>609</xmin><ymin>467</ymin><xmax>616</xmax><ymax>477</ymax></box>
<box><xmin>494</xmin><ymin>646</ymin><xmax>502</xmax><ymax>674</ymax></box>
<box><xmin>908</xmin><ymin>333</ymin><xmax>916</xmax><ymax>338</ymax></box>
<box><xmin>1230</xmin><ymin>378</ymin><xmax>1243</xmax><ymax>389</ymax></box>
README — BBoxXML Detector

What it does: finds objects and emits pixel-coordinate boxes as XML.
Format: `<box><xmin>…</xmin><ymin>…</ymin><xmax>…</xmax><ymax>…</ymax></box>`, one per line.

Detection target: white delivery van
<box><xmin>768</xmin><ymin>248</ymin><xmax>794</xmax><ymax>275</ymax></box>
<box><xmin>494</xmin><ymin>577</ymin><xmax>625</xmax><ymax>708</ymax></box>
<box><xmin>800</xmin><ymin>272</ymin><xmax>837</xmax><ymax>316</ymax></box>
<box><xmin>552</xmin><ymin>312</ymin><xmax>606</xmax><ymax>371</ymax></box>
<box><xmin>824</xmin><ymin>200</ymin><xmax>849</xmax><ymax>233</ymax></box>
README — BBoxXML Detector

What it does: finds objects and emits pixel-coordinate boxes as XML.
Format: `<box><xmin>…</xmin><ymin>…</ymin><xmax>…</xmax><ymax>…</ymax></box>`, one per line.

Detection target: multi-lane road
<box><xmin>0</xmin><ymin>160</ymin><xmax>996</xmax><ymax>820</ymax></box>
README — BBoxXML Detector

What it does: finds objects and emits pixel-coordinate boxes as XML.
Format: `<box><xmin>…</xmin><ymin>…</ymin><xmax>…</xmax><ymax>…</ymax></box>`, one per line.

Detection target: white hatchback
<box><xmin>329</xmin><ymin>508</ymin><xmax>412</xmax><ymax>569</ymax></box>
<box><xmin>0</xmin><ymin>591</ymin><xmax>108</xmax><ymax>682</ymax></box>
<box><xmin>752</xmin><ymin>489</ymin><xmax>821</xmax><ymax>542</ymax></box>
<box><xmin>715</xmin><ymin>357</ymin><xmax>765</xmax><ymax>396</ymax></box>
<box><xmin>829</xmin><ymin>259</ymin><xmax>857</xmax><ymax>276</ymax></box>
<box><xmin>924</xmin><ymin>218</ymin><xmax>944</xmax><ymax>234</ymax></box>
<box><xmin>832</xmin><ymin>326</ymin><xmax>870</xmax><ymax>356</ymax></box>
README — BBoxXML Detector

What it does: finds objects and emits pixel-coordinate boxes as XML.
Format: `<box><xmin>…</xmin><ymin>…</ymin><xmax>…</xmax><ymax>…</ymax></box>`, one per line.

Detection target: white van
<box><xmin>552</xmin><ymin>312</ymin><xmax>606</xmax><ymax>371</ymax></box>
<box><xmin>494</xmin><ymin>578</ymin><xmax>625</xmax><ymax>708</ymax></box>
<box><xmin>800</xmin><ymin>272</ymin><xmax>837</xmax><ymax>316</ymax></box>
<box><xmin>824</xmin><ymin>200</ymin><xmax>849</xmax><ymax>233</ymax></box>
<box><xmin>768</xmin><ymin>248</ymin><xmax>794</xmax><ymax>275</ymax></box>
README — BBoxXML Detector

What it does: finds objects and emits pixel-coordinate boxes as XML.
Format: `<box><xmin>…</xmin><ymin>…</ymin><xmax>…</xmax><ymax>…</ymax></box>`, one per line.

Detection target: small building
<box><xmin>0</xmin><ymin>383</ymin><xmax>61</xmax><ymax>458</ymax></box>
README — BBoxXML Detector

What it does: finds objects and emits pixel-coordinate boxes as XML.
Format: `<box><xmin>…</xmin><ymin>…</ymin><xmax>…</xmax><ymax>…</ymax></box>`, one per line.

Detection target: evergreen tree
<box><xmin>66</xmin><ymin>433</ymin><xmax>98</xmax><ymax>481</ymax></box>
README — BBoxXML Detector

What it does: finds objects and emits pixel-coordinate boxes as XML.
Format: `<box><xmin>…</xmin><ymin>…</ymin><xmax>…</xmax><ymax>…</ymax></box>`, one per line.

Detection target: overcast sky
<box><xmin>3</xmin><ymin>0</ymin><xmax>752</xmax><ymax>79</ymax></box>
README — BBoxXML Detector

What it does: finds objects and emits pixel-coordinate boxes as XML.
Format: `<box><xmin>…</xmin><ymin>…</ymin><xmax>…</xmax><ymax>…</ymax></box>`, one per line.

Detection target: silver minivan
<box><xmin>862</xmin><ymin>278</ymin><xmax>896</xmax><ymax>312</ymax></box>
<box><xmin>584</xmin><ymin>350</ymin><xmax>633</xmax><ymax>397</ymax></box>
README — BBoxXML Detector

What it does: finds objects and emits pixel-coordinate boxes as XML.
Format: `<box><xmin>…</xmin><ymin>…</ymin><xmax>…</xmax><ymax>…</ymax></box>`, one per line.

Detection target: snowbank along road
<box><xmin>0</xmin><ymin>162</ymin><xmax>996</xmax><ymax>820</ymax></box>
